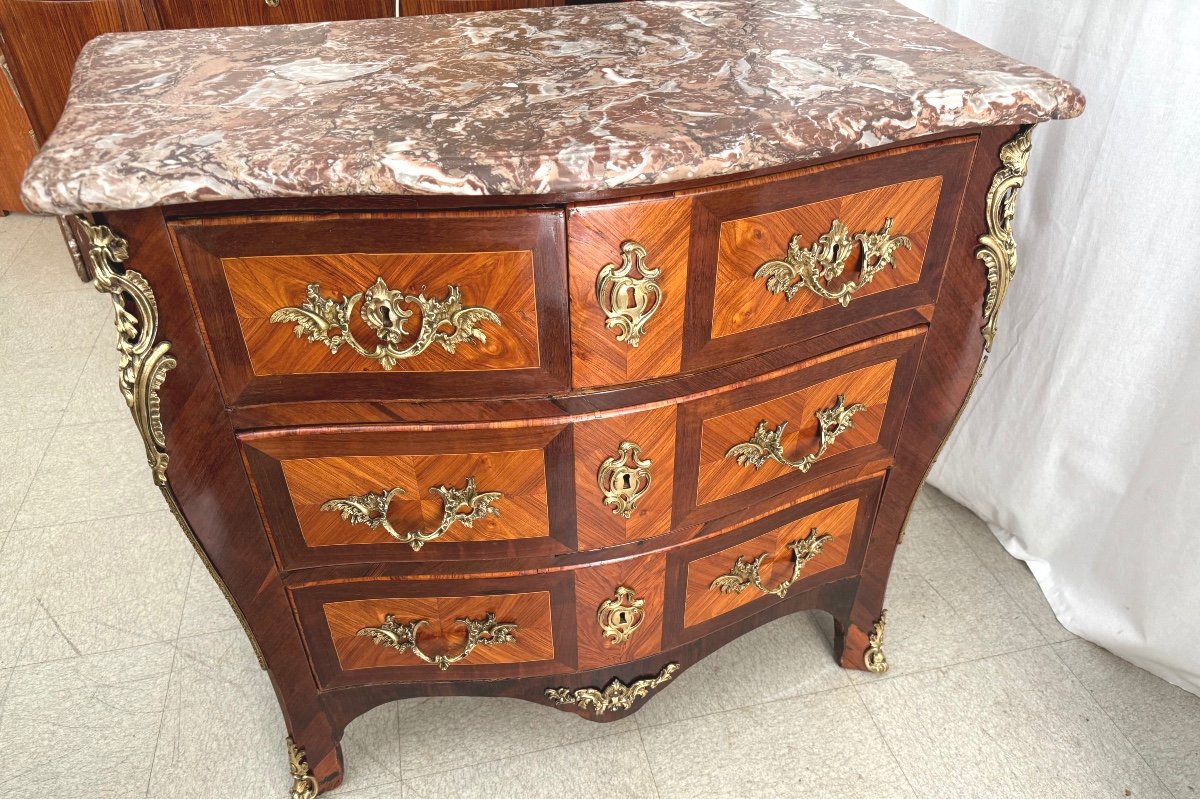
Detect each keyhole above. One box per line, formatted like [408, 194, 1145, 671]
[614, 610, 629, 625]
[378, 306, 393, 329]
[622, 473, 633, 491]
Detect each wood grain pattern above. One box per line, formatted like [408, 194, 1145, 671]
[567, 196, 691, 388]
[241, 424, 575, 569]
[697, 358, 897, 506]
[0, 0, 154, 141]
[683, 137, 975, 373]
[223, 249, 540, 376]
[156, 0, 391, 28]
[683, 498, 858, 628]
[0, 55, 34, 213]
[292, 571, 576, 689]
[324, 591, 555, 673]
[170, 209, 570, 404]
[711, 176, 941, 338]
[573, 405, 676, 551]
[280, 449, 548, 546]
[574, 553, 666, 669]
[675, 328, 925, 526]
[402, 0, 561, 14]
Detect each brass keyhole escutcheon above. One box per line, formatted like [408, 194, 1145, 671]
[597, 586, 646, 645]
[597, 441, 652, 519]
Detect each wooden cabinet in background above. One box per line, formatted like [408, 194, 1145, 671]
[0, 54, 35, 212]
[155, 0, 391, 30]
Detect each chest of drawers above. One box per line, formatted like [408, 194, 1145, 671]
[20, 0, 1083, 794]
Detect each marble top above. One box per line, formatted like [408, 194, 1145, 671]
[21, 0, 1084, 214]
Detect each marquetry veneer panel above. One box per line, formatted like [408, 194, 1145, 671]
[170, 209, 569, 405]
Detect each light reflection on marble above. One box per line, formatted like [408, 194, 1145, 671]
[21, 0, 1084, 214]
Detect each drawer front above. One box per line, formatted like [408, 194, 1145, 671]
[291, 573, 574, 689]
[575, 554, 667, 669]
[157, 0, 392, 29]
[672, 477, 882, 639]
[675, 329, 923, 525]
[682, 138, 975, 372]
[171, 210, 568, 405]
[243, 426, 575, 569]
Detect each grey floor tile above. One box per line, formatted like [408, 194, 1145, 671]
[857, 646, 1172, 799]
[827, 507, 1045, 682]
[405, 730, 656, 799]
[178, 556, 244, 638]
[0, 218, 84, 297]
[0, 213, 41, 272]
[5, 511, 191, 637]
[61, 340, 130, 425]
[397, 694, 635, 779]
[0, 641, 174, 799]
[11, 421, 166, 530]
[150, 629, 403, 799]
[1055, 638, 1200, 797]
[333, 783, 406, 799]
[635, 612, 849, 728]
[0, 428, 52, 533]
[0, 623, 27, 670]
[914, 482, 955, 511]
[642, 686, 915, 799]
[0, 289, 109, 356]
[938, 502, 1077, 644]
[0, 345, 92, 432]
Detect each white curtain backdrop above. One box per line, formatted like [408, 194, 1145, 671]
[895, 0, 1200, 694]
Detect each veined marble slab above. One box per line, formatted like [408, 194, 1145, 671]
[21, 0, 1084, 214]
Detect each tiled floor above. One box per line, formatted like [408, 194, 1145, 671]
[0, 212, 1197, 799]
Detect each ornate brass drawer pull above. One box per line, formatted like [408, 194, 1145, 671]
[754, 218, 911, 307]
[270, 277, 501, 370]
[357, 612, 517, 670]
[320, 476, 501, 551]
[709, 528, 833, 598]
[596, 441, 652, 518]
[596, 241, 663, 348]
[546, 663, 678, 715]
[726, 394, 865, 473]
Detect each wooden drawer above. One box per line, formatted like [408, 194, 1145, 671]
[171, 210, 568, 405]
[291, 573, 574, 689]
[675, 329, 923, 526]
[683, 139, 973, 372]
[156, 0, 392, 29]
[670, 477, 882, 641]
[242, 426, 575, 569]
[567, 138, 972, 388]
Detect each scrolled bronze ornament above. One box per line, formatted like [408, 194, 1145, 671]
[287, 737, 319, 799]
[596, 441, 653, 518]
[270, 277, 501, 369]
[978, 125, 1036, 351]
[726, 394, 866, 473]
[596, 586, 646, 645]
[754, 217, 912, 307]
[864, 609, 889, 673]
[81, 219, 177, 486]
[357, 612, 518, 670]
[709, 528, 834, 598]
[320, 476, 501, 551]
[595, 240, 663, 348]
[546, 663, 679, 715]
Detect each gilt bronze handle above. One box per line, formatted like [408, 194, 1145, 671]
[709, 528, 833, 598]
[320, 476, 501, 551]
[357, 613, 517, 670]
[270, 277, 500, 370]
[754, 218, 911, 307]
[725, 394, 865, 473]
